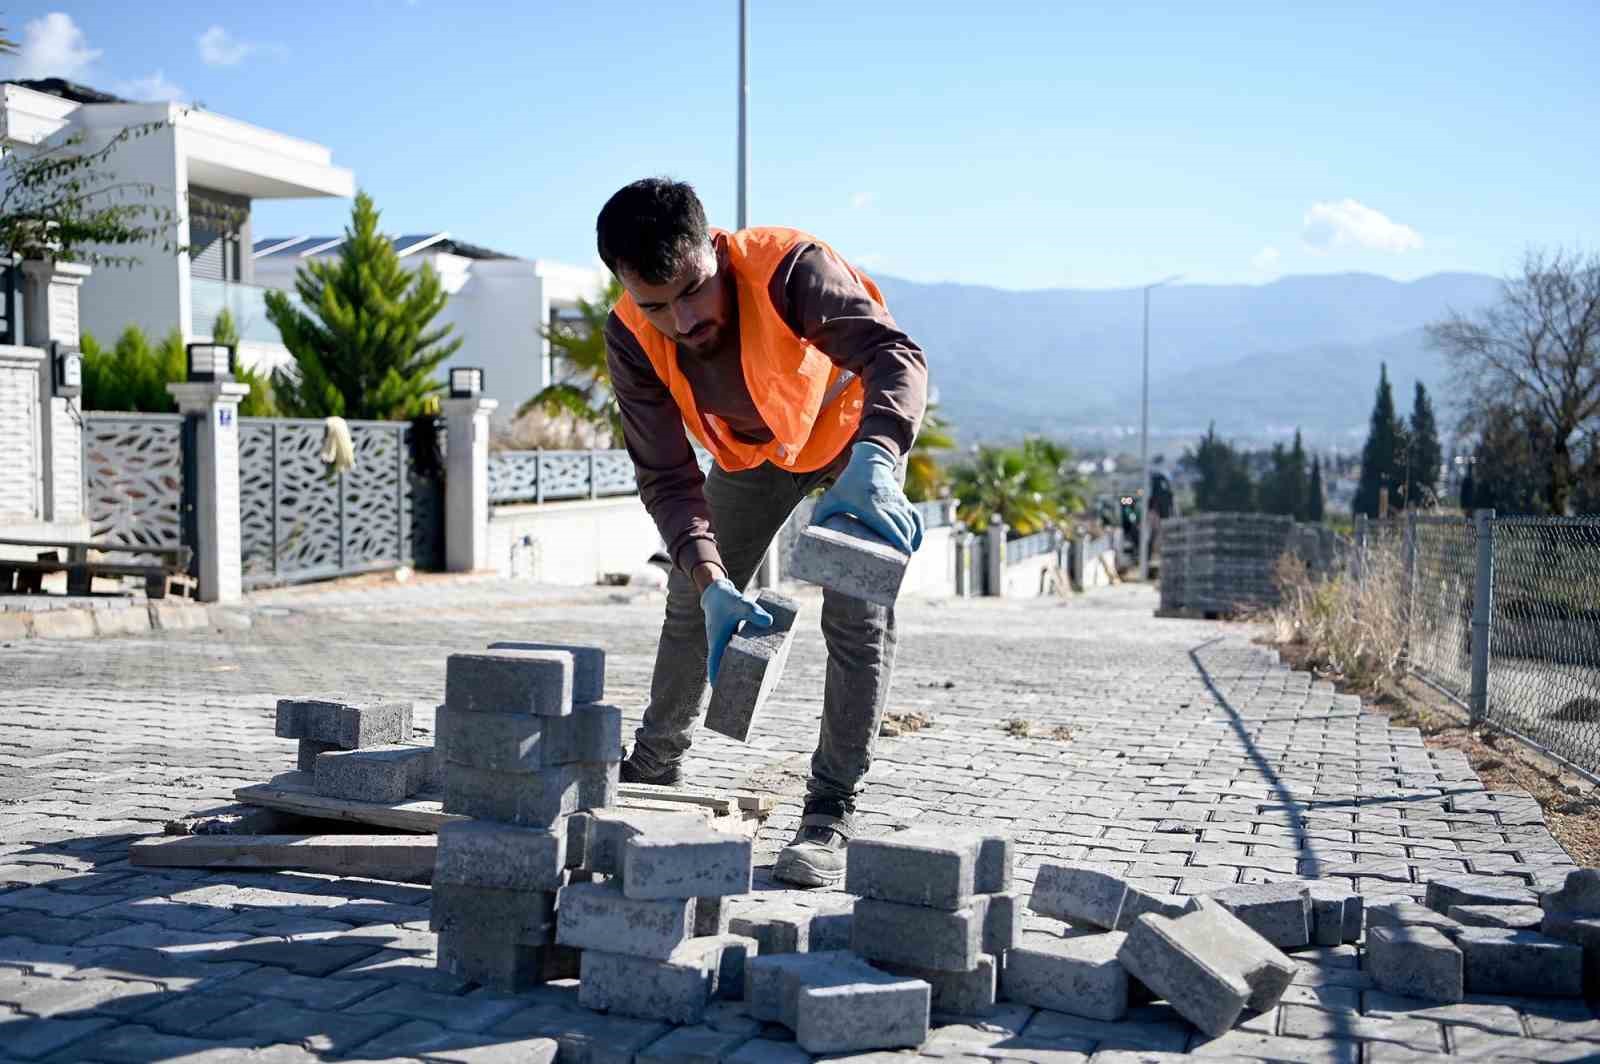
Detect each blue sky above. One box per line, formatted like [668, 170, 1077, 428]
[9, 2, 1598, 290]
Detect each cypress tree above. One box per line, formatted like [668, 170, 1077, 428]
[1355, 364, 1402, 517]
[1408, 381, 1442, 505]
[1288, 429, 1308, 520]
[1308, 455, 1326, 522]
[266, 191, 462, 420]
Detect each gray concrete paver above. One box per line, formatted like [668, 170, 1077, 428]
[0, 580, 1589, 1059]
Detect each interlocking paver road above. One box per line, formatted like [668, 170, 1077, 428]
[1, 579, 1594, 1062]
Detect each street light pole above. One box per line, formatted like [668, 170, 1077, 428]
[1138, 274, 1183, 582]
[737, 0, 748, 229]
[740, 0, 780, 587]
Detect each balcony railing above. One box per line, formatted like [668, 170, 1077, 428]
[191, 278, 304, 346]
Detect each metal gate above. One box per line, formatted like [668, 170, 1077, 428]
[81, 413, 188, 554]
[237, 417, 443, 589]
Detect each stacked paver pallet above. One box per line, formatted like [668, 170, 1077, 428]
[431, 644, 620, 990]
[1159, 511, 1341, 615]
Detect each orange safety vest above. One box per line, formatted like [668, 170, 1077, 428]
[613, 226, 883, 473]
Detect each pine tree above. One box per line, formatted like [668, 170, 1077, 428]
[1307, 455, 1326, 522]
[1407, 381, 1442, 506]
[1263, 442, 1292, 515]
[265, 191, 462, 420]
[1186, 423, 1256, 512]
[1354, 364, 1403, 517]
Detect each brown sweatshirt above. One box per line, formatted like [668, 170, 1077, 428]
[605, 235, 928, 576]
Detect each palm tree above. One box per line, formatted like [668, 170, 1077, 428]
[905, 403, 956, 502]
[949, 445, 1061, 535]
[519, 277, 624, 439]
[1021, 437, 1090, 515]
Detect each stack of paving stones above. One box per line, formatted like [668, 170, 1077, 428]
[555, 809, 759, 1025]
[836, 826, 1019, 1045]
[274, 697, 436, 802]
[430, 643, 620, 991]
[1159, 511, 1315, 614]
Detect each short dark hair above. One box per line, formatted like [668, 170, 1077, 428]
[596, 178, 709, 284]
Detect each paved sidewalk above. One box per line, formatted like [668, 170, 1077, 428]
[0, 580, 1593, 1062]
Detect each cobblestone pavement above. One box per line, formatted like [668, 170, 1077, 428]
[1, 579, 1595, 1062]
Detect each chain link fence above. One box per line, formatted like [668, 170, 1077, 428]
[1357, 512, 1600, 780]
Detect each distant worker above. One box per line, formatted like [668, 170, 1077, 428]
[596, 178, 929, 887]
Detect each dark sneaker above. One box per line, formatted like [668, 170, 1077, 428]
[618, 751, 684, 787]
[772, 799, 854, 888]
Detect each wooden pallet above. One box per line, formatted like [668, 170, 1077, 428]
[231, 771, 773, 837]
[131, 833, 436, 881]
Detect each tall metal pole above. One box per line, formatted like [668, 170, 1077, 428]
[1136, 274, 1181, 581]
[737, 0, 748, 229]
[1138, 287, 1151, 580]
[742, 0, 780, 588]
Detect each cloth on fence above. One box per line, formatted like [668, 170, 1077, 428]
[321, 417, 356, 474]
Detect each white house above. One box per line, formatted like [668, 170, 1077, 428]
[0, 78, 354, 369]
[253, 234, 608, 414]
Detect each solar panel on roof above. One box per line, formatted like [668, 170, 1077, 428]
[263, 236, 341, 258]
[392, 233, 447, 255]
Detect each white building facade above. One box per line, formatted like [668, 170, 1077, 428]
[0, 79, 354, 370]
[254, 234, 607, 414]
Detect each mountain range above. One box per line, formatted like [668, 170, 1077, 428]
[871, 270, 1503, 452]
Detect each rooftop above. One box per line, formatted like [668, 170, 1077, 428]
[254, 233, 518, 261]
[3, 78, 127, 104]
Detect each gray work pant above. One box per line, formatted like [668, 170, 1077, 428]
[630, 459, 899, 807]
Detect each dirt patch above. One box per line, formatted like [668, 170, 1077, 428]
[1049, 725, 1075, 741]
[1273, 639, 1600, 866]
[880, 711, 933, 738]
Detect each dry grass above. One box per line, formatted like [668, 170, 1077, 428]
[1002, 718, 1033, 738]
[880, 711, 933, 738]
[1262, 548, 1597, 865]
[1263, 551, 1407, 694]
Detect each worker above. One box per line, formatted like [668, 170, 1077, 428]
[597, 178, 929, 887]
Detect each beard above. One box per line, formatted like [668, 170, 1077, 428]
[677, 321, 723, 353]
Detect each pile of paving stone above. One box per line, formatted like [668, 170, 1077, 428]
[1365, 869, 1600, 1004]
[1009, 860, 1600, 1039]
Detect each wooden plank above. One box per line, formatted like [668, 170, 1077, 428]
[234, 772, 462, 832]
[614, 784, 774, 815]
[131, 834, 436, 882]
[233, 773, 760, 835]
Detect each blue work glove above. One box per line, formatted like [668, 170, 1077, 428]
[702, 577, 773, 685]
[812, 441, 925, 555]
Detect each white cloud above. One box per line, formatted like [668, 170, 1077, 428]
[850, 192, 872, 209]
[9, 12, 101, 79]
[197, 26, 253, 66]
[116, 71, 186, 103]
[1302, 198, 1422, 253]
[1252, 246, 1281, 271]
